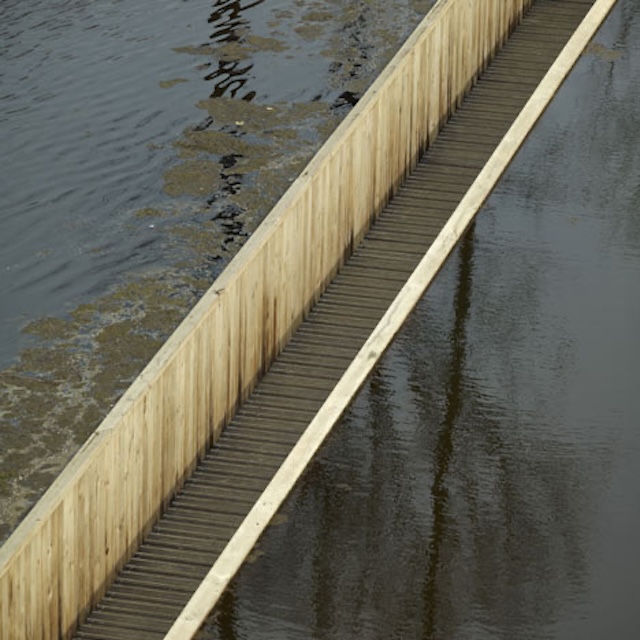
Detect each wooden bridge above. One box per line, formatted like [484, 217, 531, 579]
[0, 0, 616, 638]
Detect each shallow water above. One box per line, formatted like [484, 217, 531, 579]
[196, 2, 640, 638]
[0, 0, 433, 540]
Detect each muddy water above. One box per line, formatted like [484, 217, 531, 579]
[196, 2, 640, 639]
[0, 0, 435, 540]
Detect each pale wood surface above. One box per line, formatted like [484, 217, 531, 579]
[1, 0, 600, 637]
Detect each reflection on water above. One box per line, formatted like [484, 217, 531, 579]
[205, 0, 264, 100]
[197, 1, 640, 638]
[422, 224, 474, 640]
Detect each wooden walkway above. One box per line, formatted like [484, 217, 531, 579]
[74, 1, 595, 637]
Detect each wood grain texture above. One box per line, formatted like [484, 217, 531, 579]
[0, 0, 545, 637]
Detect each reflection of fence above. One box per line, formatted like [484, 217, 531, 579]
[0, 1, 534, 638]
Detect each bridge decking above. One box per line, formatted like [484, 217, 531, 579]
[75, 1, 594, 637]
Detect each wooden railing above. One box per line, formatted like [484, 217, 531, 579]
[0, 1, 532, 637]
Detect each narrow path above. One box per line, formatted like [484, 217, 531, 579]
[75, 1, 594, 637]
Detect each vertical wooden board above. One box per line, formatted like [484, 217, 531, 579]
[346, 124, 359, 237]
[193, 319, 207, 452]
[225, 283, 241, 421]
[501, 0, 508, 42]
[472, 0, 480, 72]
[394, 70, 406, 186]
[43, 506, 61, 640]
[330, 141, 343, 260]
[286, 203, 304, 324]
[319, 155, 335, 281]
[260, 246, 275, 367]
[122, 409, 138, 559]
[24, 546, 34, 640]
[332, 142, 347, 269]
[10, 551, 25, 639]
[426, 23, 439, 143]
[310, 163, 328, 286]
[176, 349, 188, 485]
[139, 391, 154, 537]
[335, 143, 349, 268]
[159, 367, 172, 505]
[251, 257, 266, 382]
[484, 0, 493, 67]
[298, 191, 315, 312]
[350, 123, 366, 241]
[485, 0, 495, 64]
[476, 0, 485, 71]
[270, 224, 288, 350]
[60, 492, 77, 637]
[87, 457, 103, 609]
[172, 356, 187, 492]
[142, 388, 159, 535]
[276, 219, 289, 335]
[249, 262, 261, 392]
[397, 60, 409, 184]
[466, 0, 474, 88]
[362, 100, 376, 217]
[351, 109, 367, 229]
[411, 40, 425, 161]
[24, 540, 35, 640]
[406, 51, 417, 172]
[438, 15, 449, 127]
[289, 197, 307, 316]
[370, 93, 382, 211]
[193, 316, 210, 453]
[99, 430, 115, 594]
[452, 4, 460, 108]
[361, 108, 377, 225]
[77, 468, 92, 623]
[237, 271, 251, 402]
[382, 79, 395, 196]
[271, 214, 286, 342]
[166, 358, 183, 494]
[0, 567, 8, 640]
[110, 415, 124, 565]
[448, 3, 458, 109]
[322, 152, 338, 281]
[304, 181, 322, 296]
[374, 87, 388, 211]
[182, 331, 196, 471]
[211, 303, 228, 441]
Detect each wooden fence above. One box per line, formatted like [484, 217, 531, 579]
[0, 1, 532, 637]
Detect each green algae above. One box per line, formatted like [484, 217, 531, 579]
[175, 130, 261, 158]
[244, 35, 288, 53]
[164, 159, 222, 196]
[159, 78, 189, 89]
[585, 42, 622, 61]
[134, 207, 168, 219]
[173, 45, 218, 56]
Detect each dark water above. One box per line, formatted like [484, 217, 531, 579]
[197, 2, 640, 639]
[0, 0, 434, 543]
[0, 0, 428, 367]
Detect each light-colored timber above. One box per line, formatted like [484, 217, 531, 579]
[0, 0, 617, 638]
